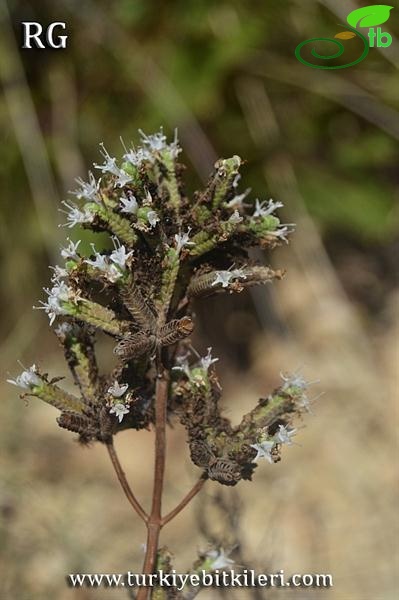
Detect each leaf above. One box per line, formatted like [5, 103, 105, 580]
[347, 5, 393, 28]
[335, 31, 357, 39]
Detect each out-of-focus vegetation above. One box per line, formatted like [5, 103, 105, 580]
[0, 1, 398, 599]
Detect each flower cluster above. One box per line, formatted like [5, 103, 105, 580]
[8, 128, 310, 472]
[6, 129, 317, 592]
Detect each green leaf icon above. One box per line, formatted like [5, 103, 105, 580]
[347, 5, 393, 28]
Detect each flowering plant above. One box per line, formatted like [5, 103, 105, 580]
[8, 129, 313, 599]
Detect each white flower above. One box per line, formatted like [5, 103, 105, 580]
[281, 370, 308, 391]
[250, 440, 275, 463]
[253, 198, 283, 218]
[94, 144, 132, 188]
[61, 238, 81, 261]
[108, 381, 129, 397]
[115, 171, 132, 188]
[281, 370, 319, 413]
[212, 271, 235, 288]
[109, 402, 130, 423]
[139, 127, 181, 158]
[59, 201, 94, 228]
[206, 548, 234, 570]
[106, 264, 124, 282]
[7, 364, 42, 390]
[200, 347, 219, 371]
[55, 322, 75, 336]
[232, 173, 241, 188]
[85, 246, 109, 271]
[94, 144, 119, 176]
[230, 267, 247, 280]
[228, 210, 243, 225]
[71, 172, 100, 201]
[226, 189, 250, 209]
[119, 194, 138, 214]
[268, 225, 295, 244]
[147, 210, 159, 228]
[50, 265, 69, 281]
[36, 281, 74, 325]
[172, 353, 191, 378]
[84, 245, 123, 282]
[275, 424, 297, 446]
[110, 245, 133, 269]
[123, 146, 151, 166]
[174, 228, 195, 254]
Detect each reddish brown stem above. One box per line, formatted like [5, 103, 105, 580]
[161, 477, 206, 526]
[106, 440, 148, 523]
[136, 369, 169, 600]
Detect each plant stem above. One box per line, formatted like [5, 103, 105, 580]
[162, 477, 206, 526]
[106, 440, 148, 523]
[136, 366, 169, 600]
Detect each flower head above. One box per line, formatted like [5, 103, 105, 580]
[7, 364, 42, 390]
[109, 402, 130, 423]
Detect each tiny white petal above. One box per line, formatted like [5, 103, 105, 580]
[71, 172, 100, 201]
[59, 201, 93, 228]
[7, 364, 42, 390]
[250, 440, 275, 463]
[147, 210, 159, 228]
[119, 194, 138, 214]
[212, 271, 234, 288]
[109, 245, 133, 269]
[108, 381, 129, 397]
[206, 548, 234, 570]
[228, 210, 243, 224]
[253, 198, 283, 218]
[175, 228, 195, 254]
[275, 424, 297, 446]
[200, 347, 219, 371]
[61, 239, 81, 261]
[109, 402, 130, 423]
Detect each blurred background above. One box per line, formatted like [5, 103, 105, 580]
[0, 0, 398, 598]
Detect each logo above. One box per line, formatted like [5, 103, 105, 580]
[295, 4, 393, 69]
[21, 22, 68, 49]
